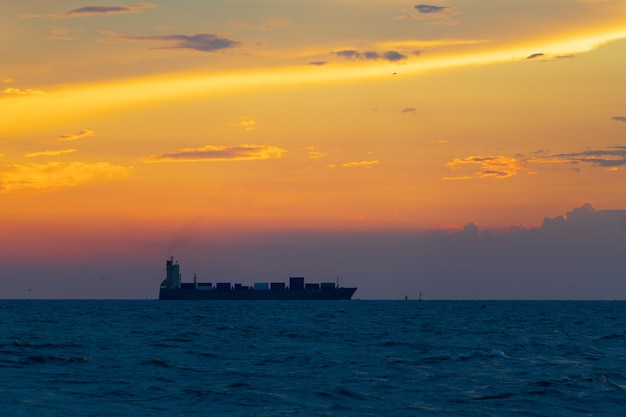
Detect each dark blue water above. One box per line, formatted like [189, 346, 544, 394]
[1, 300, 625, 416]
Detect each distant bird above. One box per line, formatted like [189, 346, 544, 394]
[392, 72, 397, 75]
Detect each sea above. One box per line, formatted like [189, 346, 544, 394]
[1, 300, 625, 416]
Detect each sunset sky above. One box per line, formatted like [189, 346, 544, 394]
[2, 1, 626, 299]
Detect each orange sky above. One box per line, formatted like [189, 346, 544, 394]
[2, 1, 626, 298]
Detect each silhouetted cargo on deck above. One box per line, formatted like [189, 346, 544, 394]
[159, 258, 357, 300]
[290, 277, 305, 291]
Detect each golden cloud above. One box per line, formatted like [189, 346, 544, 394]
[229, 116, 257, 131]
[25, 149, 78, 158]
[0, 162, 131, 193]
[305, 146, 326, 159]
[443, 156, 524, 180]
[342, 160, 380, 168]
[2, 87, 45, 96]
[143, 144, 287, 163]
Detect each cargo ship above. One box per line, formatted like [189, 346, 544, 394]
[159, 257, 357, 300]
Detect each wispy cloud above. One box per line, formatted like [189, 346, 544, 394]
[304, 146, 326, 159]
[342, 160, 380, 168]
[102, 32, 242, 52]
[308, 61, 327, 66]
[415, 5, 450, 14]
[55, 130, 95, 142]
[21, 4, 156, 19]
[396, 4, 459, 23]
[0, 162, 131, 193]
[333, 49, 407, 62]
[529, 146, 626, 168]
[402, 107, 417, 113]
[443, 156, 523, 180]
[229, 117, 257, 131]
[444, 146, 626, 180]
[25, 149, 78, 158]
[526, 53, 545, 60]
[46, 25, 82, 41]
[2, 87, 45, 96]
[143, 144, 287, 163]
[613, 116, 626, 122]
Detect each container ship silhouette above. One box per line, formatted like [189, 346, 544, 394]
[159, 257, 357, 300]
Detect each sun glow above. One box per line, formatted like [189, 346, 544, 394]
[2, 27, 625, 133]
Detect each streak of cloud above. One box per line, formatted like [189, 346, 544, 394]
[25, 149, 78, 158]
[0, 162, 131, 193]
[341, 160, 380, 168]
[445, 146, 626, 180]
[46, 26, 81, 41]
[56, 130, 95, 141]
[2, 87, 45, 96]
[530, 146, 626, 168]
[21, 4, 156, 19]
[415, 5, 449, 14]
[395, 4, 457, 23]
[105, 33, 242, 52]
[143, 144, 287, 163]
[4, 29, 626, 132]
[333, 50, 407, 62]
[613, 116, 626, 122]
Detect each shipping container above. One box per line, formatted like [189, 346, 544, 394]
[270, 282, 286, 290]
[305, 283, 320, 290]
[216, 282, 231, 291]
[254, 282, 269, 290]
[197, 283, 213, 290]
[320, 282, 336, 290]
[289, 277, 305, 290]
[234, 284, 250, 290]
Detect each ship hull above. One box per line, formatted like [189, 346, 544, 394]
[159, 287, 357, 300]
